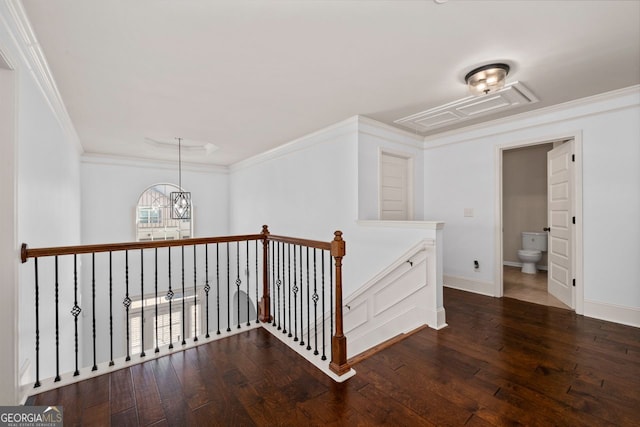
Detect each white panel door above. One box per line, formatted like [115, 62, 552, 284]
[380, 153, 411, 220]
[547, 141, 574, 308]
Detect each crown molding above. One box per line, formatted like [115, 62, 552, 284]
[423, 85, 640, 148]
[229, 116, 360, 172]
[3, 0, 83, 154]
[81, 152, 229, 174]
[357, 115, 424, 148]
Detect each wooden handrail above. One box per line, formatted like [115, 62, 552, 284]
[266, 234, 331, 251]
[21, 234, 264, 263]
[20, 225, 350, 378]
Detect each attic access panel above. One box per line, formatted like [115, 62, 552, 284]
[394, 81, 538, 133]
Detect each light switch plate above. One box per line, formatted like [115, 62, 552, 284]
[464, 208, 474, 217]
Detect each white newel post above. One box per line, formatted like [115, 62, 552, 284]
[425, 227, 447, 330]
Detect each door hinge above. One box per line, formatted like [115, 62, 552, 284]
[572, 278, 576, 287]
[572, 216, 576, 224]
[572, 154, 575, 162]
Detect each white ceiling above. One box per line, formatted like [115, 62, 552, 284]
[21, 0, 640, 165]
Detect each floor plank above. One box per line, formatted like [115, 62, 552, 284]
[27, 288, 640, 426]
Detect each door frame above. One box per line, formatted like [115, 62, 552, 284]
[494, 131, 584, 314]
[378, 148, 415, 220]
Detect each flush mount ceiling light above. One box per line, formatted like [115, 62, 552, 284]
[465, 63, 510, 96]
[170, 137, 191, 220]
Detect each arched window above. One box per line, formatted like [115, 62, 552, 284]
[136, 183, 192, 241]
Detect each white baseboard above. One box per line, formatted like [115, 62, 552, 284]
[583, 300, 640, 328]
[263, 323, 356, 383]
[444, 274, 495, 297]
[503, 261, 548, 271]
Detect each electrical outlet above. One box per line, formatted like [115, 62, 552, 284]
[474, 260, 479, 270]
[464, 208, 474, 217]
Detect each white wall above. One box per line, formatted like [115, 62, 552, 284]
[0, 50, 18, 405]
[15, 74, 83, 392]
[0, 33, 81, 410]
[357, 118, 425, 220]
[229, 117, 440, 298]
[79, 156, 230, 364]
[1, 2, 84, 402]
[80, 156, 229, 243]
[424, 87, 640, 324]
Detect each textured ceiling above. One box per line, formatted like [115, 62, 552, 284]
[20, 0, 640, 165]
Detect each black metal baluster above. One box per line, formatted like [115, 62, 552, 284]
[140, 249, 146, 357]
[255, 240, 259, 324]
[276, 242, 282, 330]
[205, 244, 210, 338]
[271, 242, 276, 327]
[287, 244, 292, 337]
[109, 252, 114, 366]
[281, 243, 287, 335]
[293, 245, 298, 342]
[299, 245, 304, 347]
[92, 253, 98, 370]
[236, 241, 241, 329]
[155, 248, 159, 353]
[168, 247, 174, 350]
[181, 246, 186, 345]
[313, 248, 319, 356]
[72, 254, 81, 375]
[193, 245, 198, 342]
[124, 251, 131, 361]
[306, 247, 311, 351]
[321, 251, 326, 361]
[246, 240, 250, 326]
[54, 256, 61, 381]
[33, 258, 40, 387]
[226, 242, 231, 332]
[216, 243, 221, 335]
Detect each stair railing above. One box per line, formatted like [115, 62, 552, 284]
[20, 225, 349, 391]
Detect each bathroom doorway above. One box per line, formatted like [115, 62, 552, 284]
[496, 135, 583, 312]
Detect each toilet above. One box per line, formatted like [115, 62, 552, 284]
[517, 232, 547, 274]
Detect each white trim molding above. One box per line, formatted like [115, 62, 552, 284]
[81, 152, 229, 174]
[2, 0, 83, 155]
[494, 130, 584, 314]
[356, 220, 445, 230]
[444, 275, 495, 297]
[503, 261, 548, 271]
[583, 300, 640, 328]
[423, 85, 640, 149]
[230, 116, 359, 172]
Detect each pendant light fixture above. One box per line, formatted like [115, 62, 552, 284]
[170, 137, 191, 220]
[465, 63, 510, 96]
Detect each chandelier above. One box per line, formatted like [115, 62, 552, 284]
[170, 137, 191, 220]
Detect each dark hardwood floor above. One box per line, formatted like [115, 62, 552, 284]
[27, 288, 640, 426]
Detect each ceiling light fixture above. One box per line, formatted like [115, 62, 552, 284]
[465, 63, 510, 96]
[170, 137, 191, 220]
